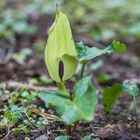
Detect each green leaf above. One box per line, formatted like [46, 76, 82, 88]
[55, 136, 70, 140]
[4, 110, 12, 118]
[12, 124, 30, 135]
[73, 76, 91, 98]
[103, 83, 122, 112]
[0, 118, 9, 127]
[111, 40, 126, 54]
[122, 81, 139, 96]
[10, 105, 23, 120]
[103, 81, 139, 113]
[38, 76, 98, 124]
[76, 40, 126, 62]
[97, 73, 114, 84]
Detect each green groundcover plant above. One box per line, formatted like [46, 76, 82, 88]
[103, 80, 139, 127]
[38, 7, 139, 138]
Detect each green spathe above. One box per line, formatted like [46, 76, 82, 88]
[45, 9, 78, 82]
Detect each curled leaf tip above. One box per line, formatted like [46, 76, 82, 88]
[56, 3, 61, 14]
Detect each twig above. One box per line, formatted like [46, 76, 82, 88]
[0, 81, 56, 91]
[2, 125, 11, 140]
[23, 111, 39, 128]
[31, 109, 61, 122]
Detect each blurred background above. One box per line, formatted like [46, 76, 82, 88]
[0, 0, 140, 85]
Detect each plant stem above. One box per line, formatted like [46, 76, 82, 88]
[56, 81, 70, 96]
[57, 81, 66, 91]
[132, 95, 139, 128]
[80, 63, 86, 79]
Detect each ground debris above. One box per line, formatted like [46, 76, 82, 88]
[35, 135, 49, 140]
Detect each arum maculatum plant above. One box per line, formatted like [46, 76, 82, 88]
[38, 7, 127, 135]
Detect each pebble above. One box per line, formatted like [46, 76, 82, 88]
[35, 135, 48, 140]
[25, 137, 30, 140]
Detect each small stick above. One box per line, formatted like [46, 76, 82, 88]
[2, 125, 11, 140]
[0, 81, 56, 91]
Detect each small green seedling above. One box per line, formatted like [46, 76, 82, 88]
[38, 7, 126, 135]
[0, 105, 25, 128]
[103, 81, 139, 127]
